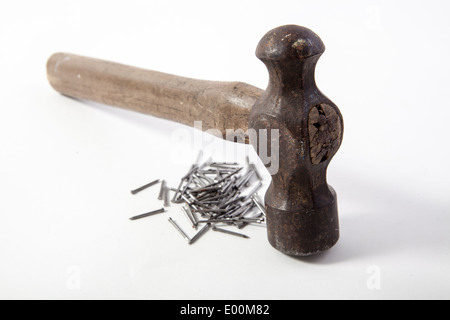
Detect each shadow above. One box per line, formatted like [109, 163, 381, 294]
[283, 169, 450, 264]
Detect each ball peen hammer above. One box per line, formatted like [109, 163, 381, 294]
[47, 25, 344, 256]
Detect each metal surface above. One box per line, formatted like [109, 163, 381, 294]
[168, 218, 190, 242]
[129, 208, 165, 221]
[212, 226, 250, 239]
[158, 180, 167, 200]
[130, 179, 160, 195]
[249, 25, 343, 256]
[189, 224, 211, 245]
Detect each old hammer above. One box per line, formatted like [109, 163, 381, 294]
[47, 25, 344, 256]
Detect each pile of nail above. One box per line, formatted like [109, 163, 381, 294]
[129, 155, 266, 245]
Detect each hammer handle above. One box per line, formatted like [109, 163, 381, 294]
[47, 53, 263, 135]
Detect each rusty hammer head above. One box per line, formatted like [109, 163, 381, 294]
[249, 25, 343, 256]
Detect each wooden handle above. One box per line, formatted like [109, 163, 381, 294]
[47, 53, 263, 135]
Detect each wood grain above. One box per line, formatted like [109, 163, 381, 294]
[47, 53, 263, 136]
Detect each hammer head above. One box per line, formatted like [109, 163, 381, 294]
[250, 25, 343, 256]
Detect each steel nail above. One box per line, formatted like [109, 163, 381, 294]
[171, 179, 185, 202]
[129, 208, 165, 221]
[189, 223, 211, 245]
[164, 188, 171, 207]
[158, 180, 167, 200]
[251, 163, 263, 181]
[181, 206, 197, 229]
[251, 195, 266, 216]
[168, 218, 191, 242]
[131, 179, 160, 195]
[185, 205, 198, 226]
[244, 181, 263, 200]
[212, 226, 250, 239]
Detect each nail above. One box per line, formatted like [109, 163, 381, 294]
[181, 164, 197, 181]
[171, 179, 184, 202]
[189, 223, 211, 245]
[211, 162, 239, 166]
[193, 176, 207, 188]
[180, 194, 194, 205]
[219, 194, 243, 209]
[200, 169, 234, 175]
[180, 175, 194, 198]
[181, 161, 209, 181]
[195, 172, 214, 184]
[129, 208, 165, 221]
[197, 219, 234, 224]
[204, 167, 243, 188]
[158, 180, 167, 200]
[236, 170, 255, 189]
[251, 195, 266, 216]
[181, 206, 197, 229]
[185, 205, 198, 227]
[131, 179, 160, 195]
[239, 218, 264, 223]
[212, 226, 250, 239]
[168, 218, 190, 242]
[197, 217, 263, 224]
[215, 168, 221, 181]
[193, 209, 228, 213]
[228, 200, 254, 218]
[235, 222, 249, 229]
[190, 186, 222, 193]
[244, 181, 263, 200]
[251, 164, 263, 181]
[164, 188, 171, 207]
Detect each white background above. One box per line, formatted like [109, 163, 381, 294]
[1, 0, 449, 300]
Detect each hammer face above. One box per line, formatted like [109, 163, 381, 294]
[265, 188, 340, 256]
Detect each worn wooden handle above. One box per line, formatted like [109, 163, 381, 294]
[47, 53, 263, 135]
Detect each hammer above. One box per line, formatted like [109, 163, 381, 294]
[47, 25, 343, 256]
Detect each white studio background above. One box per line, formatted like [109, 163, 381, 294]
[0, 0, 449, 300]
